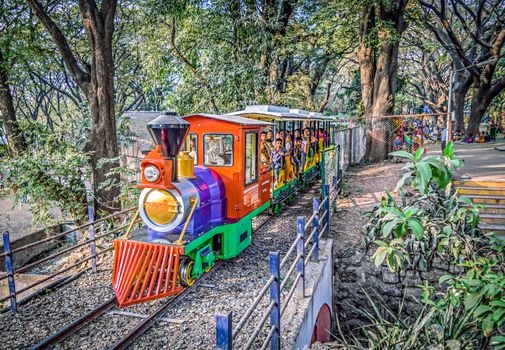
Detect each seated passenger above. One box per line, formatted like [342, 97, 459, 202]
[285, 134, 292, 154]
[271, 138, 287, 186]
[189, 139, 197, 165]
[260, 131, 272, 166]
[206, 136, 225, 165]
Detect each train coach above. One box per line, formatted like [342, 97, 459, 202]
[112, 106, 337, 307]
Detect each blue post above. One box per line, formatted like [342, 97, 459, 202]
[337, 144, 342, 181]
[296, 217, 305, 297]
[269, 252, 281, 350]
[3, 231, 17, 313]
[324, 185, 330, 237]
[87, 206, 97, 272]
[216, 312, 233, 350]
[312, 198, 319, 261]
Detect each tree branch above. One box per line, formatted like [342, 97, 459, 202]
[26, 0, 90, 89]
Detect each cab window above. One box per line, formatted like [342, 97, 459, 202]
[203, 134, 233, 166]
[181, 133, 198, 165]
[245, 132, 258, 185]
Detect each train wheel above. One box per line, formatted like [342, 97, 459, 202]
[180, 260, 195, 287]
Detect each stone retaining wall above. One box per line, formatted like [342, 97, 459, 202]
[333, 242, 461, 330]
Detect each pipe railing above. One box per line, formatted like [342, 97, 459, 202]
[216, 180, 339, 350]
[1, 206, 137, 313]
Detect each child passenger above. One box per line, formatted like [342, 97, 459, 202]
[271, 138, 286, 185]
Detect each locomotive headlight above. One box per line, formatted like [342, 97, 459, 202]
[144, 165, 160, 182]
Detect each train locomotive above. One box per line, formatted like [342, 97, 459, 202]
[112, 106, 336, 307]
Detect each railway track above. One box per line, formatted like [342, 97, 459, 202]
[31, 215, 274, 350]
[32, 262, 223, 350]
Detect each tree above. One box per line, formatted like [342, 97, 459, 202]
[26, 0, 120, 213]
[0, 49, 26, 156]
[420, 0, 505, 136]
[358, 0, 409, 162]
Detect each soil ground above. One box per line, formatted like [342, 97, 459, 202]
[331, 161, 404, 247]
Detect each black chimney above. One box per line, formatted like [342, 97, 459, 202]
[147, 112, 189, 182]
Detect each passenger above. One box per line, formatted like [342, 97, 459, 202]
[267, 130, 274, 141]
[285, 134, 292, 155]
[318, 128, 324, 150]
[260, 131, 272, 165]
[189, 139, 197, 165]
[271, 138, 287, 186]
[293, 137, 302, 175]
[206, 136, 225, 165]
[294, 129, 301, 140]
[301, 128, 310, 171]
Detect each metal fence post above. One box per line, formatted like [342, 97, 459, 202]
[312, 199, 319, 261]
[3, 231, 17, 313]
[296, 217, 305, 297]
[337, 144, 342, 181]
[324, 184, 330, 236]
[87, 206, 97, 272]
[269, 252, 281, 350]
[216, 312, 233, 350]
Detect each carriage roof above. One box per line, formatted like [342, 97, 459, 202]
[229, 105, 326, 121]
[183, 113, 273, 125]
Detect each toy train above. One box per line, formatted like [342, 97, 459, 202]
[112, 105, 338, 307]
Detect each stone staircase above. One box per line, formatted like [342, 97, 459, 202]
[454, 180, 505, 238]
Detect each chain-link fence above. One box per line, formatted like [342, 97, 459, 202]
[334, 125, 366, 169]
[379, 113, 449, 156]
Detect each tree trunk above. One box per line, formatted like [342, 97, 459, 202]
[85, 44, 120, 213]
[453, 88, 466, 132]
[466, 85, 489, 137]
[452, 74, 472, 133]
[0, 49, 26, 156]
[27, 0, 121, 214]
[359, 1, 407, 162]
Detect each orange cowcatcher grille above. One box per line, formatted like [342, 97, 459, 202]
[112, 240, 184, 307]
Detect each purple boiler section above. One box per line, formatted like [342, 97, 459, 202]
[147, 167, 226, 242]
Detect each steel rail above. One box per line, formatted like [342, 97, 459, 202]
[259, 325, 277, 350]
[279, 236, 300, 269]
[279, 254, 301, 292]
[242, 301, 276, 350]
[304, 227, 318, 249]
[31, 296, 118, 350]
[280, 273, 302, 316]
[12, 207, 135, 254]
[108, 261, 224, 350]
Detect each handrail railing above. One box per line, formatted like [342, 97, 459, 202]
[216, 178, 340, 349]
[1, 206, 137, 313]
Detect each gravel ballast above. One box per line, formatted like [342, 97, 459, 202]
[0, 184, 322, 349]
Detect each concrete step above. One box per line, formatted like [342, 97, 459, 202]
[454, 180, 505, 188]
[480, 213, 505, 225]
[457, 186, 505, 196]
[479, 223, 505, 238]
[466, 195, 505, 205]
[479, 204, 505, 214]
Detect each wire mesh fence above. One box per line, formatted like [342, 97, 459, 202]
[379, 113, 449, 156]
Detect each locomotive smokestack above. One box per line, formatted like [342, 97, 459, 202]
[147, 112, 189, 183]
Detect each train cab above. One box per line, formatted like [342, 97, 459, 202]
[181, 113, 273, 221]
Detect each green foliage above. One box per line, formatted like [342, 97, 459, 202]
[361, 142, 505, 348]
[0, 119, 89, 224]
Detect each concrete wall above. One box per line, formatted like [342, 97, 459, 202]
[282, 239, 333, 349]
[0, 224, 64, 271]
